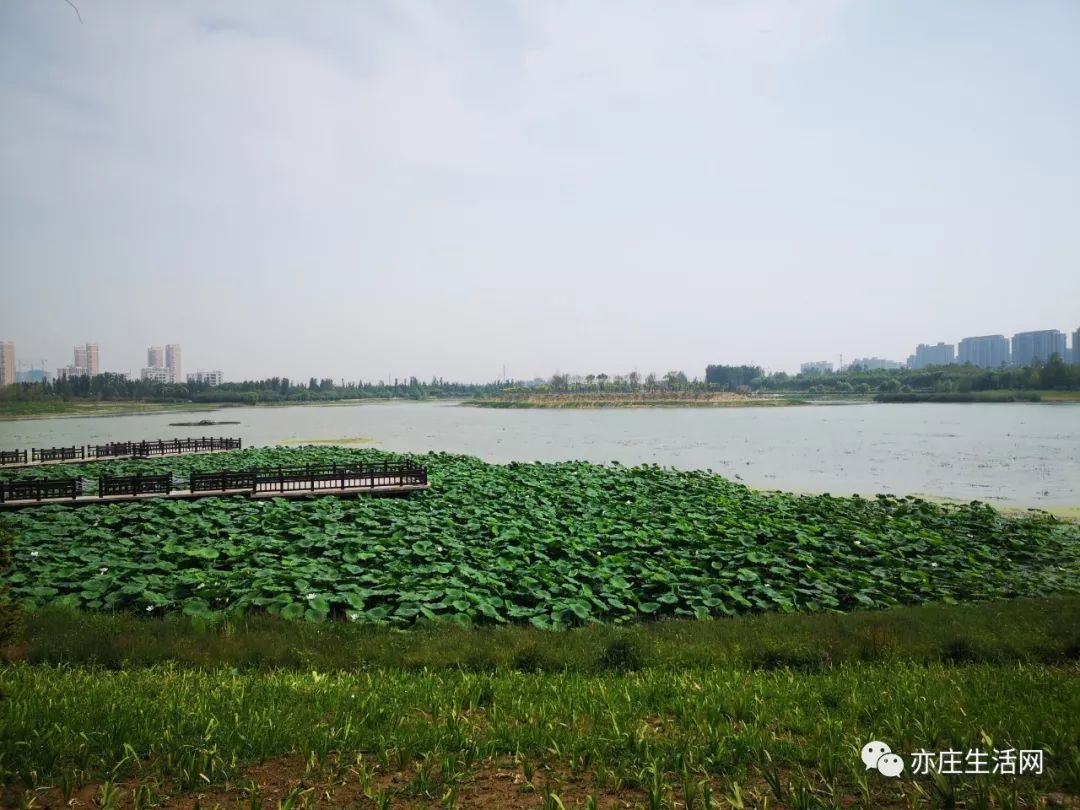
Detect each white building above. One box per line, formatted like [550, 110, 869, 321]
[187, 370, 224, 386]
[849, 357, 904, 370]
[800, 361, 834, 374]
[141, 367, 175, 384]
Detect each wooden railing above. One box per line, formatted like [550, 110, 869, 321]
[31, 446, 86, 463]
[0, 450, 28, 466]
[189, 470, 257, 492]
[3, 460, 427, 505]
[88, 437, 242, 459]
[252, 461, 428, 495]
[98, 473, 173, 497]
[0, 477, 82, 503]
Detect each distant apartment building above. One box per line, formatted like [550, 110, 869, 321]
[165, 344, 181, 383]
[58, 342, 100, 380]
[907, 342, 955, 370]
[141, 366, 175, 384]
[1011, 330, 1066, 366]
[849, 357, 903, 370]
[1072, 328, 1080, 364]
[147, 346, 164, 368]
[800, 361, 834, 374]
[187, 370, 224, 386]
[0, 341, 14, 387]
[85, 343, 99, 376]
[957, 335, 1010, 368]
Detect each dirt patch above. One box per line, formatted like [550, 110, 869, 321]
[17, 755, 647, 809]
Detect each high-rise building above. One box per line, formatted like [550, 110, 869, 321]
[800, 361, 833, 374]
[165, 344, 181, 383]
[1011, 330, 1067, 366]
[68, 342, 100, 377]
[147, 346, 164, 368]
[0, 341, 14, 387]
[1072, 328, 1080, 365]
[957, 335, 1010, 368]
[85, 343, 99, 376]
[907, 342, 955, 369]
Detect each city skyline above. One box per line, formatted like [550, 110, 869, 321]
[2, 318, 1078, 386]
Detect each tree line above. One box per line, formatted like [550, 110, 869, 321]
[0, 374, 512, 405]
[2, 355, 1077, 406]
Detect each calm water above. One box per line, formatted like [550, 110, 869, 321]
[2, 401, 1078, 507]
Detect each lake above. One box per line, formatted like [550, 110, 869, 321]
[2, 401, 1077, 508]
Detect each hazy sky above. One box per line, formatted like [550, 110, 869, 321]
[2, 1, 1078, 382]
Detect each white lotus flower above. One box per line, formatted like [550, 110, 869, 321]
[306, 592, 316, 600]
[30, 551, 39, 557]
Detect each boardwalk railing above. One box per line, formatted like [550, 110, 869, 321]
[189, 470, 258, 492]
[0, 450, 28, 466]
[99, 473, 173, 497]
[32, 446, 86, 463]
[252, 461, 428, 495]
[3, 460, 428, 506]
[88, 437, 242, 459]
[0, 477, 82, 503]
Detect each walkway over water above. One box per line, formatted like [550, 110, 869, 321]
[0, 460, 429, 510]
[0, 437, 242, 469]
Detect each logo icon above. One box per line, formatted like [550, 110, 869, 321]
[862, 741, 905, 778]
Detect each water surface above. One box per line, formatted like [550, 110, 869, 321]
[1, 401, 1077, 508]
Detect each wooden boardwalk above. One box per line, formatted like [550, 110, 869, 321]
[0, 461, 430, 511]
[0, 447, 235, 471]
[0, 480, 429, 511]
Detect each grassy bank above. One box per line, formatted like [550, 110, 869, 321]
[465, 393, 805, 408]
[0, 401, 235, 420]
[5, 663, 1078, 809]
[8, 596, 1080, 671]
[874, 391, 1043, 404]
[3, 599, 1079, 808]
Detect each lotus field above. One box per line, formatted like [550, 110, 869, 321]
[5, 447, 1079, 625]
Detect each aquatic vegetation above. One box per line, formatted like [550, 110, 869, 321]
[3, 448, 1079, 625]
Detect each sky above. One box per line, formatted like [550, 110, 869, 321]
[1, 1, 1078, 382]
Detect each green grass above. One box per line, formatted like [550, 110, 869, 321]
[464, 393, 806, 408]
[874, 391, 1044, 403]
[10, 597, 1080, 672]
[0, 400, 230, 420]
[3, 658, 1078, 807]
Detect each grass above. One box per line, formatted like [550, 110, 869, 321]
[464, 393, 805, 408]
[0, 401, 231, 420]
[3, 656, 1078, 807]
[874, 391, 1044, 404]
[7, 596, 1080, 672]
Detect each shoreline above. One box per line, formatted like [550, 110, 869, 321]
[4, 390, 1079, 420]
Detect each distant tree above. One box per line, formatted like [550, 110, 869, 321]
[597, 373, 609, 390]
[628, 371, 640, 389]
